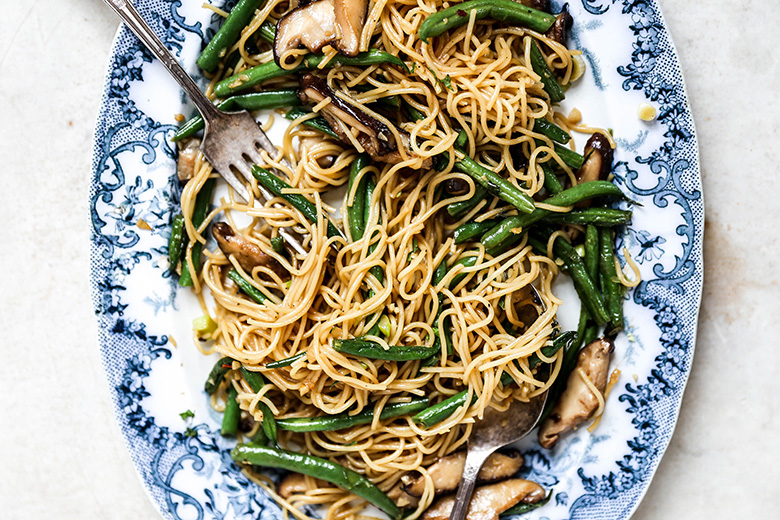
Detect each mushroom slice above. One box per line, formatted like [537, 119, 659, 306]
[177, 137, 200, 182]
[212, 222, 288, 278]
[333, 0, 368, 56]
[298, 74, 431, 168]
[576, 132, 614, 184]
[538, 337, 615, 449]
[387, 483, 420, 509]
[274, 0, 338, 66]
[402, 450, 524, 497]
[545, 8, 573, 45]
[278, 473, 326, 498]
[422, 479, 546, 520]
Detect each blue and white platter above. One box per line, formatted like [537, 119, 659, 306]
[89, 1, 703, 518]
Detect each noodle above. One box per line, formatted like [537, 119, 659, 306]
[173, 0, 621, 518]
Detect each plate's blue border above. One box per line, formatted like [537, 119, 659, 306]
[89, 1, 703, 519]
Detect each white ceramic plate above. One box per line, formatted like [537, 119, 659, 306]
[90, 1, 703, 518]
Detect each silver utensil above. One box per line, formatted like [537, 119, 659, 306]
[102, 0, 307, 255]
[449, 286, 550, 520]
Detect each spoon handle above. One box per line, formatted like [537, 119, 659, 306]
[448, 446, 495, 520]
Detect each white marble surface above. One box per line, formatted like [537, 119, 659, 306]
[0, 0, 777, 518]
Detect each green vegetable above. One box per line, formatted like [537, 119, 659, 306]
[221, 384, 240, 437]
[205, 356, 234, 394]
[377, 315, 392, 336]
[179, 178, 216, 287]
[363, 175, 384, 287]
[446, 184, 489, 217]
[265, 352, 307, 369]
[173, 90, 301, 142]
[214, 50, 407, 97]
[418, 0, 556, 43]
[231, 445, 402, 519]
[197, 0, 264, 72]
[333, 339, 436, 361]
[453, 219, 501, 244]
[599, 228, 625, 335]
[240, 367, 278, 444]
[258, 21, 276, 43]
[455, 156, 535, 214]
[553, 142, 585, 170]
[544, 208, 632, 226]
[499, 331, 577, 386]
[500, 491, 552, 516]
[529, 40, 564, 103]
[252, 166, 344, 240]
[540, 162, 563, 194]
[227, 269, 269, 304]
[284, 107, 339, 138]
[193, 315, 217, 335]
[276, 397, 429, 432]
[270, 236, 286, 255]
[533, 118, 571, 144]
[347, 154, 371, 241]
[179, 409, 195, 420]
[168, 213, 186, 268]
[449, 255, 479, 288]
[413, 390, 477, 428]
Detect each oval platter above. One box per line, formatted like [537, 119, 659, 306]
[89, 1, 703, 518]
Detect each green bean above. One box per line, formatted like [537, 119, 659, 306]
[541, 162, 563, 194]
[418, 0, 555, 44]
[168, 213, 186, 268]
[277, 397, 429, 432]
[231, 445, 401, 519]
[333, 339, 436, 361]
[270, 236, 286, 255]
[402, 99, 426, 122]
[449, 255, 478, 288]
[500, 491, 552, 516]
[499, 331, 577, 386]
[544, 208, 632, 226]
[265, 352, 307, 369]
[413, 390, 477, 428]
[454, 219, 501, 244]
[172, 90, 301, 142]
[529, 39, 564, 103]
[240, 367, 278, 445]
[364, 175, 384, 286]
[284, 107, 339, 138]
[258, 21, 276, 43]
[252, 166, 344, 240]
[347, 154, 371, 241]
[221, 384, 240, 437]
[179, 178, 216, 287]
[197, 0, 264, 72]
[486, 233, 524, 257]
[584, 225, 600, 280]
[455, 156, 535, 214]
[214, 50, 407, 97]
[227, 269, 268, 304]
[553, 142, 585, 170]
[205, 356, 234, 394]
[529, 233, 609, 324]
[599, 228, 625, 335]
[433, 260, 448, 286]
[533, 118, 571, 144]
[446, 184, 489, 217]
[480, 181, 626, 249]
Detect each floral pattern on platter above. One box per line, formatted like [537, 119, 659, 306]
[89, 1, 703, 519]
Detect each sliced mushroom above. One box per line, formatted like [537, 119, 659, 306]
[212, 222, 288, 278]
[444, 177, 471, 196]
[177, 137, 200, 182]
[576, 132, 614, 184]
[422, 479, 546, 520]
[402, 450, 524, 497]
[538, 337, 614, 449]
[299, 136, 337, 168]
[545, 7, 573, 45]
[333, 0, 368, 56]
[387, 483, 420, 509]
[299, 74, 431, 168]
[274, 0, 339, 65]
[278, 473, 308, 499]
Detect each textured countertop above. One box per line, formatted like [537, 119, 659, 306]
[1, 0, 777, 518]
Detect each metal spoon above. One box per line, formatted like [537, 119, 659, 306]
[448, 286, 550, 520]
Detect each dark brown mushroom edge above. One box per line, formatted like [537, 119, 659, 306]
[212, 222, 289, 279]
[422, 479, 546, 520]
[537, 337, 615, 449]
[574, 132, 615, 207]
[545, 5, 573, 45]
[274, 0, 368, 65]
[298, 73, 432, 169]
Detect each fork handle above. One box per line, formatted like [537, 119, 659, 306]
[102, 0, 221, 121]
[448, 446, 496, 520]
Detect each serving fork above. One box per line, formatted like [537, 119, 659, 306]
[102, 0, 308, 254]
